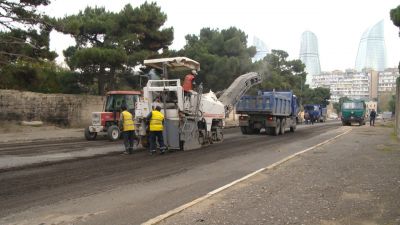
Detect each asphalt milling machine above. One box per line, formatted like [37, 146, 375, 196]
[134, 57, 262, 151]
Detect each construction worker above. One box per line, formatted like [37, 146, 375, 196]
[183, 70, 197, 97]
[146, 106, 166, 155]
[119, 104, 136, 154]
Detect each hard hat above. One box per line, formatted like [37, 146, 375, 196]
[192, 70, 198, 75]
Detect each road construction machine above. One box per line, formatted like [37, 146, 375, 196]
[134, 57, 262, 150]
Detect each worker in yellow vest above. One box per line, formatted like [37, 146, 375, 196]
[120, 104, 136, 154]
[146, 106, 166, 155]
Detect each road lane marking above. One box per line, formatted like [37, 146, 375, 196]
[142, 127, 352, 225]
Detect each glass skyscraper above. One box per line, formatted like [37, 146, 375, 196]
[355, 20, 387, 72]
[252, 36, 269, 62]
[299, 31, 321, 85]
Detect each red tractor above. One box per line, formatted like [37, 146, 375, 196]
[84, 90, 142, 141]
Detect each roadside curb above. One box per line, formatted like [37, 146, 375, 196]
[141, 127, 353, 225]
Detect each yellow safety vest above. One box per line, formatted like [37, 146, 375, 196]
[149, 110, 164, 131]
[122, 110, 135, 131]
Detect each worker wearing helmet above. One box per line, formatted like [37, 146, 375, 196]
[183, 70, 198, 96]
[146, 106, 166, 155]
[120, 104, 136, 154]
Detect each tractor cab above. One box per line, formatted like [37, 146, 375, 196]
[85, 90, 141, 141]
[104, 91, 139, 114]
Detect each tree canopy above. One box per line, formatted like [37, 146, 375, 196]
[253, 49, 330, 106]
[390, 5, 400, 36]
[255, 49, 306, 96]
[177, 27, 256, 91]
[0, 0, 56, 66]
[54, 3, 173, 95]
[333, 96, 350, 113]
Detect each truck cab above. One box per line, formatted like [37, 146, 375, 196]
[341, 100, 366, 126]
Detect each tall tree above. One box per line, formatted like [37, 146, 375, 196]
[255, 50, 307, 101]
[179, 27, 256, 91]
[55, 3, 173, 95]
[0, 0, 56, 65]
[390, 5, 400, 71]
[390, 5, 400, 37]
[333, 96, 350, 113]
[302, 87, 331, 105]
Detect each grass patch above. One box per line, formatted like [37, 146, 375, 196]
[377, 143, 399, 152]
[390, 131, 399, 142]
[378, 121, 394, 128]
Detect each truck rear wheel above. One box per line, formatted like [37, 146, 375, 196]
[240, 126, 248, 134]
[107, 125, 120, 141]
[252, 128, 260, 134]
[273, 120, 280, 136]
[290, 124, 296, 132]
[279, 119, 285, 135]
[84, 127, 97, 140]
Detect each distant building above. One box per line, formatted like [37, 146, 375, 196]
[369, 70, 378, 100]
[312, 68, 399, 102]
[299, 31, 321, 86]
[378, 68, 399, 92]
[252, 36, 269, 62]
[355, 20, 387, 72]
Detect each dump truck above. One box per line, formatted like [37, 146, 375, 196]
[304, 104, 327, 123]
[341, 99, 366, 126]
[236, 90, 299, 135]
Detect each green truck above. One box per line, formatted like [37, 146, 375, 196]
[341, 100, 366, 126]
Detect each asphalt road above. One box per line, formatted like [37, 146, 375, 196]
[0, 122, 344, 225]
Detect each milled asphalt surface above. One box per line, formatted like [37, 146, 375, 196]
[0, 122, 324, 170]
[1, 120, 399, 225]
[159, 122, 400, 225]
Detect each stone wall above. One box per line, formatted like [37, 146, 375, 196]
[0, 90, 104, 127]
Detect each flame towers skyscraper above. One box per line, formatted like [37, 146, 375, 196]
[252, 36, 269, 62]
[355, 20, 387, 72]
[299, 31, 321, 86]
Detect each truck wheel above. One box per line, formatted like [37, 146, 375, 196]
[273, 120, 280, 136]
[84, 127, 97, 140]
[240, 126, 248, 135]
[107, 125, 120, 141]
[279, 119, 285, 135]
[252, 128, 260, 134]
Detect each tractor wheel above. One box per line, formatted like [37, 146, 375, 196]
[107, 125, 120, 141]
[84, 127, 97, 140]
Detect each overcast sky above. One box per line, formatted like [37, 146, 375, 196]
[43, 0, 400, 72]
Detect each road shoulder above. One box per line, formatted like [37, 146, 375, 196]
[160, 123, 400, 225]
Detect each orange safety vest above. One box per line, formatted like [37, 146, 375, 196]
[183, 74, 195, 92]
